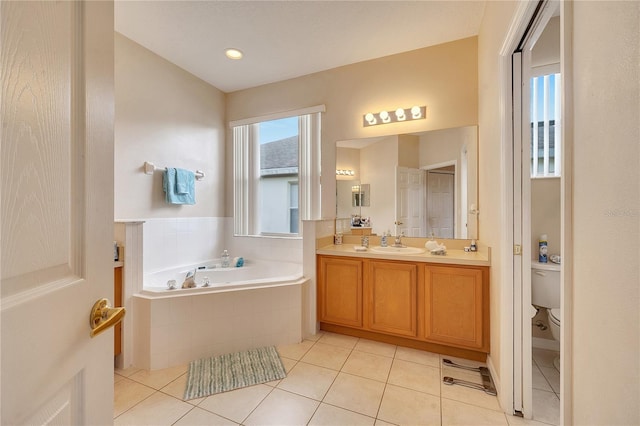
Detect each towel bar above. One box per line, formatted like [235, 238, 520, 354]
[143, 161, 205, 181]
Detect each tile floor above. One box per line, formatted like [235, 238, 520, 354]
[115, 332, 556, 425]
[531, 348, 561, 425]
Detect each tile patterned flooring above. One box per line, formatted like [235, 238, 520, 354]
[115, 332, 558, 425]
[531, 348, 561, 425]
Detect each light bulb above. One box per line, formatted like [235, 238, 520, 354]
[379, 110, 390, 123]
[411, 106, 422, 119]
[395, 108, 406, 121]
[365, 113, 376, 125]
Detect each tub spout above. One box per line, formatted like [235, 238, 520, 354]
[182, 269, 197, 288]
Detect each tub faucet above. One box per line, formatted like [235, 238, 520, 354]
[182, 269, 197, 289]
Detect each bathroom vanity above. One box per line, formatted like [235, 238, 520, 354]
[316, 244, 490, 361]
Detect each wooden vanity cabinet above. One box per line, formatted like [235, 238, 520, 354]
[317, 254, 490, 359]
[317, 256, 363, 328]
[422, 265, 489, 352]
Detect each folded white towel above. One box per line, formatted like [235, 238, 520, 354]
[425, 240, 439, 250]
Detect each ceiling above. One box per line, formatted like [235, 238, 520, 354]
[115, 1, 486, 93]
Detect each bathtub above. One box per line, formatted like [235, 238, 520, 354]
[142, 259, 304, 295]
[133, 258, 307, 370]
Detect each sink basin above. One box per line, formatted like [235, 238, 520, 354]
[370, 246, 425, 255]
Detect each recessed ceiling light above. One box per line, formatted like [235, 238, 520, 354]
[225, 48, 243, 60]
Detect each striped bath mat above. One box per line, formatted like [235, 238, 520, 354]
[183, 346, 287, 400]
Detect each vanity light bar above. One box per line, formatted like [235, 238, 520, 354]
[363, 106, 426, 127]
[336, 169, 355, 176]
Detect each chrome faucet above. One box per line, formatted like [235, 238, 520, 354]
[393, 232, 405, 247]
[182, 269, 197, 288]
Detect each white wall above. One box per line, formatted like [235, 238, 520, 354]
[397, 134, 420, 169]
[336, 147, 361, 218]
[531, 178, 561, 257]
[532, 16, 560, 69]
[360, 137, 398, 235]
[226, 37, 479, 220]
[114, 33, 226, 220]
[571, 2, 639, 424]
[477, 0, 520, 403]
[419, 126, 478, 239]
[479, 1, 640, 423]
[530, 14, 561, 262]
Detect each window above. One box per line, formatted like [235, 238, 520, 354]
[258, 117, 299, 234]
[530, 71, 561, 178]
[289, 182, 299, 234]
[232, 106, 323, 237]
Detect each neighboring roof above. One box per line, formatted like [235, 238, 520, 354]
[532, 120, 556, 152]
[260, 136, 298, 176]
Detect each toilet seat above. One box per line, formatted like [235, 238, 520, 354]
[549, 308, 561, 326]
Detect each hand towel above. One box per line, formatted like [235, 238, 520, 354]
[175, 168, 195, 195]
[163, 168, 196, 205]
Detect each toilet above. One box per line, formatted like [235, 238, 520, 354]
[531, 260, 561, 370]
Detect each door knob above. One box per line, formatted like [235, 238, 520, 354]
[89, 298, 125, 338]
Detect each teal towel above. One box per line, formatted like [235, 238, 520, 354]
[163, 168, 195, 205]
[175, 168, 195, 195]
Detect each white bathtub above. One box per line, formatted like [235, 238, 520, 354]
[142, 259, 304, 295]
[133, 258, 306, 370]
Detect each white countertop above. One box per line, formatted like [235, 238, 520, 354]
[317, 244, 490, 266]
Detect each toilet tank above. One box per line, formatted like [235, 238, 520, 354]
[531, 260, 561, 309]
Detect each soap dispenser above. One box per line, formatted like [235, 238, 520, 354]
[381, 230, 389, 247]
[221, 249, 230, 268]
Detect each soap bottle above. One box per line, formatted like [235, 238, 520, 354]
[470, 239, 478, 252]
[538, 235, 548, 263]
[381, 230, 389, 247]
[221, 249, 230, 268]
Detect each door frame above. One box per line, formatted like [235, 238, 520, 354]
[499, 0, 573, 423]
[496, 2, 538, 414]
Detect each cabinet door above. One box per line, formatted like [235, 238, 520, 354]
[367, 260, 418, 337]
[423, 265, 485, 350]
[318, 256, 363, 328]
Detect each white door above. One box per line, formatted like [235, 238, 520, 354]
[512, 1, 560, 419]
[396, 167, 424, 237]
[1, 1, 115, 424]
[512, 50, 532, 418]
[426, 171, 454, 238]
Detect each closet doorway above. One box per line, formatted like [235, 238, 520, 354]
[509, 0, 570, 423]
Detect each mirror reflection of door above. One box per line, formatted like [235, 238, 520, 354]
[395, 167, 425, 237]
[426, 167, 455, 238]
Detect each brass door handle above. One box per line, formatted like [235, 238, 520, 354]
[90, 298, 125, 338]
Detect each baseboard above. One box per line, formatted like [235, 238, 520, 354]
[532, 337, 560, 351]
[485, 354, 506, 412]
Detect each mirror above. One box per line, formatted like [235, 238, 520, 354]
[352, 184, 370, 207]
[336, 126, 478, 239]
